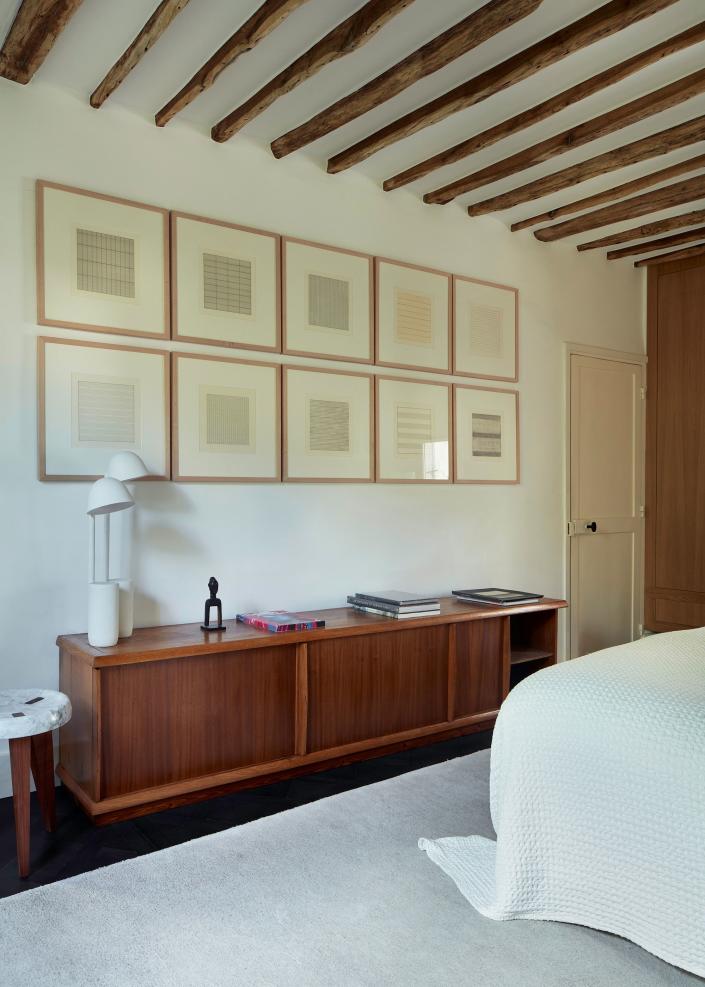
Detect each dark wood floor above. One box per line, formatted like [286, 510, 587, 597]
[0, 730, 491, 899]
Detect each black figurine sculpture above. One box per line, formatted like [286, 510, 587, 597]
[201, 576, 226, 632]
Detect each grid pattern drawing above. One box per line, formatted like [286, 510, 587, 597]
[307, 398, 350, 453]
[308, 274, 350, 332]
[73, 375, 138, 446]
[203, 253, 252, 316]
[469, 304, 504, 358]
[394, 289, 433, 346]
[472, 413, 502, 458]
[76, 229, 135, 298]
[396, 404, 433, 456]
[205, 392, 252, 447]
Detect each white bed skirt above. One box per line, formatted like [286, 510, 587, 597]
[421, 628, 705, 977]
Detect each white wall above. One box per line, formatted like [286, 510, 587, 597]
[0, 80, 644, 797]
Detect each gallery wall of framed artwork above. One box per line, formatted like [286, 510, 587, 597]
[171, 212, 280, 352]
[454, 384, 519, 484]
[283, 366, 374, 482]
[376, 376, 451, 484]
[375, 258, 451, 375]
[172, 353, 280, 482]
[453, 275, 518, 382]
[283, 238, 373, 364]
[34, 178, 523, 486]
[38, 336, 170, 481]
[36, 181, 169, 340]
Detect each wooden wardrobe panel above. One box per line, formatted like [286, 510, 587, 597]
[307, 627, 448, 752]
[646, 254, 705, 629]
[100, 647, 297, 797]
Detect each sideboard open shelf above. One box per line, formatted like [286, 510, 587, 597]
[57, 596, 566, 824]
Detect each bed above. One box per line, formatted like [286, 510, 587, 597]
[421, 627, 705, 978]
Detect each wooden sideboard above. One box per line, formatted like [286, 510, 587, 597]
[57, 597, 566, 824]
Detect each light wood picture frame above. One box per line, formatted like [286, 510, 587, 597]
[453, 275, 518, 382]
[38, 336, 170, 481]
[375, 258, 451, 374]
[171, 211, 281, 352]
[283, 237, 373, 363]
[283, 366, 374, 482]
[36, 181, 169, 340]
[172, 352, 280, 482]
[453, 383, 519, 484]
[376, 375, 451, 483]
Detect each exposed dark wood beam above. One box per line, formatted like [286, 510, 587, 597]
[429, 67, 705, 205]
[384, 20, 705, 193]
[90, 0, 190, 108]
[635, 242, 705, 266]
[578, 209, 705, 251]
[315, 0, 678, 173]
[511, 152, 705, 232]
[534, 173, 705, 242]
[0, 0, 83, 84]
[155, 0, 311, 127]
[212, 0, 414, 143]
[269, 0, 545, 159]
[467, 114, 705, 217]
[607, 226, 705, 259]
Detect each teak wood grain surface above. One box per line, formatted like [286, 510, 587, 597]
[57, 597, 566, 823]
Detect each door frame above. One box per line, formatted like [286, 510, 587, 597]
[564, 342, 647, 660]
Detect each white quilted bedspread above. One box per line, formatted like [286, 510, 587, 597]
[420, 628, 705, 978]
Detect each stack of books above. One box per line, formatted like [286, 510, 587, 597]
[452, 588, 543, 607]
[347, 591, 440, 619]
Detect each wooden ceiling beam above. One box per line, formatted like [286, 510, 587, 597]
[269, 0, 545, 159]
[467, 114, 705, 218]
[155, 0, 310, 127]
[212, 0, 414, 143]
[511, 152, 705, 232]
[384, 20, 705, 193]
[634, 242, 705, 266]
[577, 209, 705, 251]
[90, 0, 190, 108]
[318, 0, 678, 174]
[0, 0, 83, 84]
[607, 226, 705, 259]
[534, 173, 705, 242]
[428, 66, 705, 205]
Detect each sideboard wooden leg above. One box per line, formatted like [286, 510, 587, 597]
[31, 730, 56, 833]
[9, 737, 31, 878]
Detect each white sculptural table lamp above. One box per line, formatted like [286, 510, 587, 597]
[105, 451, 150, 639]
[87, 477, 133, 647]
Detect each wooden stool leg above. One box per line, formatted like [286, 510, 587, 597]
[30, 731, 56, 833]
[9, 737, 31, 878]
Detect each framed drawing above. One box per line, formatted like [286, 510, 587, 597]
[376, 376, 451, 483]
[36, 181, 169, 339]
[454, 384, 519, 484]
[453, 275, 518, 381]
[283, 366, 373, 482]
[375, 258, 451, 373]
[171, 212, 280, 352]
[38, 337, 170, 481]
[172, 353, 280, 482]
[283, 238, 373, 363]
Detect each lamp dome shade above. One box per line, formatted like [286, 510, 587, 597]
[106, 451, 150, 481]
[87, 477, 134, 516]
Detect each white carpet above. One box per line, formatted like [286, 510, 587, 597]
[0, 750, 700, 986]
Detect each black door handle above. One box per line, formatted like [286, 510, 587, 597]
[586, 521, 597, 532]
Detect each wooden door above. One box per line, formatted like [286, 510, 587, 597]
[646, 255, 705, 630]
[569, 353, 644, 658]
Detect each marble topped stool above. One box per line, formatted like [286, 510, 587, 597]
[0, 690, 72, 877]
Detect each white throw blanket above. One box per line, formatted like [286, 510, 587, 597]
[420, 628, 705, 977]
